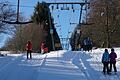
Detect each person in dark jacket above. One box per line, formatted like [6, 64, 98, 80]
[109, 48, 117, 73]
[26, 40, 32, 59]
[102, 49, 110, 74]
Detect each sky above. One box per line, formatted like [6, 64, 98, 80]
[0, 0, 87, 48]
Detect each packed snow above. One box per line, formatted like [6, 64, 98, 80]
[0, 48, 120, 80]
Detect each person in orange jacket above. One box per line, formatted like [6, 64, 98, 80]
[26, 40, 32, 59]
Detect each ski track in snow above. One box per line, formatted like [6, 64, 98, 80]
[0, 49, 120, 80]
[36, 51, 87, 80]
[0, 53, 47, 80]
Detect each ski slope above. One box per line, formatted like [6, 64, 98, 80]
[0, 48, 120, 80]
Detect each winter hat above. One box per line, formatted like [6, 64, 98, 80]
[105, 49, 108, 52]
[111, 48, 114, 51]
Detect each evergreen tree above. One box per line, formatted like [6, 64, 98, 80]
[31, 2, 62, 51]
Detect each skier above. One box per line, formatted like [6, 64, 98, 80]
[109, 48, 117, 74]
[87, 37, 92, 51]
[26, 40, 32, 59]
[41, 42, 45, 54]
[83, 38, 87, 51]
[40, 41, 48, 54]
[83, 37, 92, 51]
[102, 49, 110, 74]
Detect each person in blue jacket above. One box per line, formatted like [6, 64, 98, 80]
[102, 49, 110, 74]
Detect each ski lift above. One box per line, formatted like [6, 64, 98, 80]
[61, 4, 64, 10]
[71, 4, 75, 12]
[56, 25, 61, 27]
[73, 9, 75, 13]
[57, 10, 60, 19]
[87, 3, 90, 9]
[61, 4, 69, 10]
[56, 4, 59, 9]
[83, 6, 87, 10]
[57, 14, 59, 18]
[51, 5, 54, 11]
[66, 7, 69, 10]
[71, 4, 74, 9]
[65, 4, 69, 10]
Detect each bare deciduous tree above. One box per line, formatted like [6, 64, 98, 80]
[0, 1, 16, 34]
[81, 0, 120, 47]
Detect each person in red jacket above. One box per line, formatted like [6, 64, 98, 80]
[40, 42, 48, 54]
[41, 42, 45, 54]
[26, 40, 32, 59]
[109, 48, 117, 73]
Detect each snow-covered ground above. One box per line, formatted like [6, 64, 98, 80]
[0, 48, 120, 80]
